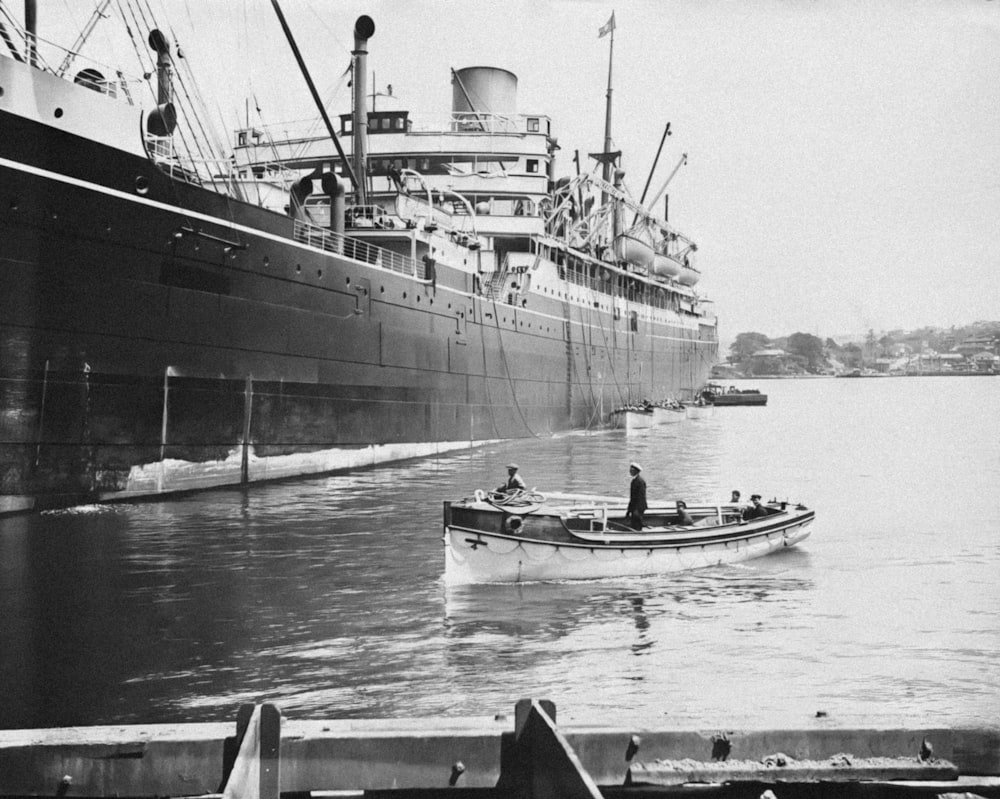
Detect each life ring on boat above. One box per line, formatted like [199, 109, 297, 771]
[505, 515, 524, 534]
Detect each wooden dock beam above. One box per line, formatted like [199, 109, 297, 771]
[496, 699, 603, 799]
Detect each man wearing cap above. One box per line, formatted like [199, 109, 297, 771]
[497, 463, 526, 494]
[626, 462, 647, 530]
[743, 494, 769, 520]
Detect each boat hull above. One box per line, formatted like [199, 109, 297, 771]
[0, 56, 718, 513]
[709, 394, 767, 406]
[677, 265, 700, 286]
[608, 409, 655, 431]
[444, 501, 814, 583]
[651, 406, 685, 424]
[651, 251, 681, 278]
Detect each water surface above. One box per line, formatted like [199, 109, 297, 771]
[1, 376, 998, 729]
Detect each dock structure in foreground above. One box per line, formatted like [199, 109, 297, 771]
[0, 699, 998, 799]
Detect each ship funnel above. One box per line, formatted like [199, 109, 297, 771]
[352, 15, 375, 206]
[146, 29, 177, 136]
[452, 67, 517, 119]
[321, 173, 345, 236]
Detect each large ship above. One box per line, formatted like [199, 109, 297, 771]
[0, 2, 717, 514]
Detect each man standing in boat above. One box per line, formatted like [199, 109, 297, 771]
[626, 463, 647, 530]
[497, 463, 526, 494]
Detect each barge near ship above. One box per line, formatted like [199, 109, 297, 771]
[0, 3, 717, 514]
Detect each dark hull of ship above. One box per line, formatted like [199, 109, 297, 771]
[0, 113, 717, 513]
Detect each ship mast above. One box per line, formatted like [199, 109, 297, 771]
[600, 12, 615, 186]
[590, 13, 621, 229]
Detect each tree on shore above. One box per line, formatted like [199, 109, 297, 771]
[786, 332, 826, 373]
[729, 332, 771, 363]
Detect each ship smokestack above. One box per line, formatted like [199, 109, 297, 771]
[352, 15, 375, 207]
[24, 0, 37, 66]
[146, 29, 177, 136]
[322, 173, 345, 236]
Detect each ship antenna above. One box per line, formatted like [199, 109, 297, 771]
[269, 0, 360, 194]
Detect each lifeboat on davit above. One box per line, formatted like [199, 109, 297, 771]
[652, 247, 681, 278]
[677, 262, 701, 285]
[614, 223, 654, 269]
[676, 250, 701, 286]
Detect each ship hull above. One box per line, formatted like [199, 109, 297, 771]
[0, 113, 716, 513]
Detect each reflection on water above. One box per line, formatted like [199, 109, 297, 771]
[1, 377, 999, 729]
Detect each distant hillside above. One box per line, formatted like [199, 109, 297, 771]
[720, 322, 1000, 376]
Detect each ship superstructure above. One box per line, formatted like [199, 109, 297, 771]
[0, 3, 716, 513]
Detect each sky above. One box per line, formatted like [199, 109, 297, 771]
[30, 0, 1000, 344]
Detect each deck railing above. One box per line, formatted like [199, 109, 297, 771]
[292, 220, 427, 279]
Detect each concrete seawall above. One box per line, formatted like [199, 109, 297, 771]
[1, 703, 998, 795]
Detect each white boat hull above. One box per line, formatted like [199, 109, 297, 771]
[652, 251, 681, 278]
[609, 409, 655, 431]
[678, 265, 701, 285]
[615, 229, 655, 269]
[444, 518, 812, 584]
[443, 494, 815, 584]
[652, 406, 685, 424]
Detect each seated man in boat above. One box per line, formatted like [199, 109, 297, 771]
[675, 500, 695, 526]
[626, 463, 647, 530]
[497, 463, 527, 494]
[742, 494, 770, 520]
[728, 490, 746, 522]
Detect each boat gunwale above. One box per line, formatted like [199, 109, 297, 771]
[446, 507, 814, 550]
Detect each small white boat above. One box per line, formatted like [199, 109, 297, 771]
[651, 249, 681, 278]
[652, 404, 685, 424]
[677, 262, 701, 286]
[684, 401, 714, 419]
[614, 223, 655, 269]
[444, 491, 815, 584]
[608, 406, 655, 432]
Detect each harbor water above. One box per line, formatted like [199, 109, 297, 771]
[1, 377, 998, 730]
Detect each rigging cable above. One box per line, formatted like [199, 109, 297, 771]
[487, 291, 544, 440]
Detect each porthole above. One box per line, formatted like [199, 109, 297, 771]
[346, 277, 351, 285]
[54, 107, 64, 118]
[296, 264, 302, 273]
[318, 269, 323, 277]
[263, 256, 270, 267]
[135, 176, 150, 195]
[403, 292, 407, 299]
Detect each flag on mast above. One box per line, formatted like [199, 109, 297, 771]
[598, 11, 616, 38]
